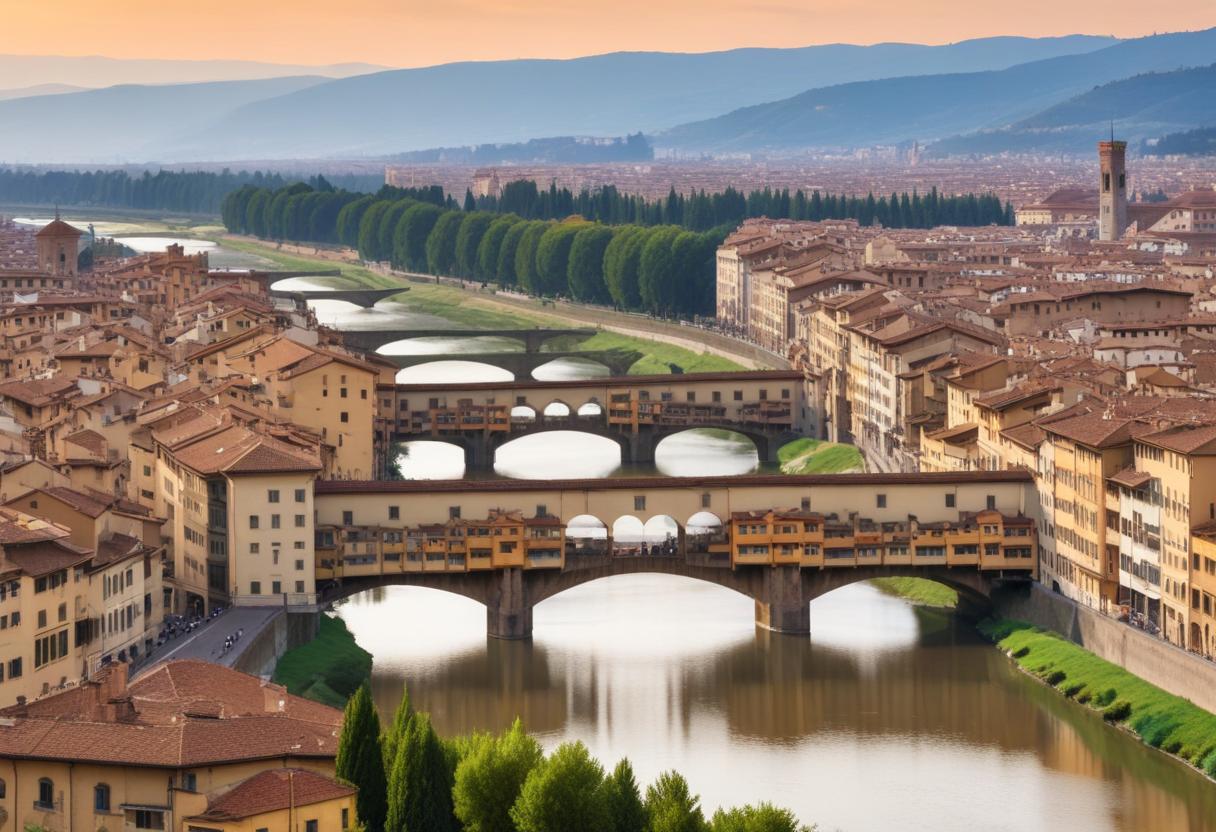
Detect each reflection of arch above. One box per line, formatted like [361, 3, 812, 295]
[511, 405, 537, 421]
[395, 360, 515, 384]
[577, 401, 603, 416]
[652, 426, 787, 464]
[490, 429, 627, 466]
[543, 400, 571, 417]
[531, 356, 612, 380]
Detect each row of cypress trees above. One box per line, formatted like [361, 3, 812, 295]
[337, 682, 812, 832]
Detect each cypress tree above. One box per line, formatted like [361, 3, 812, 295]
[336, 683, 387, 831]
[604, 758, 646, 832]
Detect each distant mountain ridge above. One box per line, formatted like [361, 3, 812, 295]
[0, 34, 1117, 163]
[656, 28, 1216, 153]
[930, 63, 1216, 156]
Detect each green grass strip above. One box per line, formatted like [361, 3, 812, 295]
[272, 614, 372, 707]
[870, 577, 959, 608]
[980, 618, 1216, 778]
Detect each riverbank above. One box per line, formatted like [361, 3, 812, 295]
[221, 237, 747, 375]
[777, 438, 864, 474]
[271, 613, 371, 707]
[870, 577, 959, 608]
[981, 617, 1216, 780]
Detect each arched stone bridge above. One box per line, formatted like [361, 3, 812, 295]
[324, 556, 1006, 639]
[315, 471, 1038, 638]
[378, 370, 810, 468]
[383, 348, 643, 377]
[341, 327, 597, 354]
[271, 286, 406, 308]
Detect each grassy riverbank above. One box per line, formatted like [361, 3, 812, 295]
[870, 577, 959, 608]
[981, 618, 1216, 779]
[272, 614, 372, 708]
[777, 438, 865, 473]
[220, 237, 745, 375]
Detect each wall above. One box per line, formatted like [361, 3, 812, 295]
[994, 582, 1216, 714]
[232, 609, 318, 679]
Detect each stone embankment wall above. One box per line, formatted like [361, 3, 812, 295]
[233, 610, 319, 679]
[994, 583, 1216, 713]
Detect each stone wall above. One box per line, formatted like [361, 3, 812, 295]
[994, 583, 1216, 713]
[232, 609, 320, 679]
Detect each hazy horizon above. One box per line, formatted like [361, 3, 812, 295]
[3, 0, 1213, 68]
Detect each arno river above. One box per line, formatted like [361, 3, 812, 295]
[280, 281, 1216, 832]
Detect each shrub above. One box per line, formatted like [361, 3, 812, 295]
[1045, 671, 1066, 687]
[1103, 700, 1132, 722]
[1063, 683, 1084, 699]
[1094, 688, 1117, 707]
[1012, 646, 1030, 659]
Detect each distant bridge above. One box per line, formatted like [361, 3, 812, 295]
[383, 348, 643, 378]
[378, 370, 810, 467]
[314, 471, 1038, 638]
[341, 327, 597, 354]
[270, 286, 405, 308]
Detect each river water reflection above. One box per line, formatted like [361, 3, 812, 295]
[342, 580, 1216, 832]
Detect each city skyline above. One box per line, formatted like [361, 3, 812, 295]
[3, 0, 1214, 67]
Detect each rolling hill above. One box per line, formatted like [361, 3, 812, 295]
[0, 34, 1115, 163]
[930, 63, 1216, 156]
[0, 54, 387, 89]
[655, 28, 1216, 153]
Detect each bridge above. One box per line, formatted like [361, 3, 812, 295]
[341, 327, 598, 354]
[383, 348, 643, 378]
[376, 370, 810, 467]
[313, 471, 1038, 638]
[270, 286, 406, 308]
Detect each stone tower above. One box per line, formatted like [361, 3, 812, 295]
[1098, 137, 1128, 241]
[35, 210, 84, 276]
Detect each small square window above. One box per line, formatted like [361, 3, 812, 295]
[389, 506, 400, 520]
[268, 489, 280, 503]
[876, 494, 887, 509]
[945, 493, 956, 508]
[634, 496, 646, 511]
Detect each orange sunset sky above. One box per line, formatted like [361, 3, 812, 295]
[4, 0, 1215, 67]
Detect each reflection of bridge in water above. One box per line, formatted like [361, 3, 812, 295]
[315, 471, 1038, 638]
[378, 370, 810, 467]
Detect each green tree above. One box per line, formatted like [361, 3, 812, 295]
[335, 683, 387, 832]
[495, 220, 530, 286]
[455, 212, 496, 279]
[336, 194, 376, 247]
[375, 199, 415, 263]
[245, 189, 271, 238]
[453, 718, 543, 832]
[511, 741, 610, 832]
[638, 226, 682, 315]
[426, 210, 464, 276]
[514, 221, 550, 294]
[381, 686, 414, 775]
[395, 202, 443, 272]
[644, 771, 705, 832]
[535, 221, 586, 296]
[603, 758, 647, 832]
[603, 226, 646, 309]
[388, 713, 458, 832]
[567, 225, 614, 303]
[477, 215, 521, 283]
[708, 803, 812, 832]
[356, 200, 394, 261]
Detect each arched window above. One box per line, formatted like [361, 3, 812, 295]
[37, 777, 54, 808]
[94, 782, 111, 812]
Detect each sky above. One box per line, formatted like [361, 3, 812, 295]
[5, 0, 1215, 67]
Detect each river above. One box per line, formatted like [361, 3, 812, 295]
[297, 285, 1216, 831]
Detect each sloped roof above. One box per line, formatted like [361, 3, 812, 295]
[188, 769, 354, 821]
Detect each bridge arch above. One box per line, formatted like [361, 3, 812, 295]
[489, 428, 629, 471]
[395, 360, 514, 385]
[577, 400, 603, 417]
[542, 400, 572, 418]
[652, 426, 775, 464]
[531, 355, 613, 380]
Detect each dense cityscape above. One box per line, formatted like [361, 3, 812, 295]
[1, 5, 1216, 832]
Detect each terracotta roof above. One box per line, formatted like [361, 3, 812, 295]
[34, 219, 84, 239]
[1108, 468, 1152, 489]
[188, 769, 354, 821]
[2, 539, 92, 577]
[92, 532, 148, 569]
[0, 660, 342, 767]
[1138, 424, 1216, 455]
[1042, 412, 1150, 449]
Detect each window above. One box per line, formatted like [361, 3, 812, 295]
[801, 497, 811, 511]
[0, 778, 5, 798]
[876, 494, 887, 509]
[37, 777, 54, 809]
[701, 493, 711, 508]
[272, 581, 282, 595]
[58, 602, 66, 622]
[295, 514, 306, 528]
[295, 559, 305, 571]
[94, 783, 111, 811]
[295, 541, 306, 550]
[249, 515, 260, 529]
[38, 610, 47, 628]
[296, 580, 306, 593]
[389, 506, 400, 520]
[343, 511, 353, 525]
[986, 495, 997, 511]
[449, 506, 461, 519]
[8, 657, 21, 678]
[340, 411, 349, 423]
[634, 496, 646, 511]
[733, 390, 743, 401]
[712, 391, 722, 403]
[945, 493, 956, 508]
[295, 489, 306, 503]
[306, 821, 319, 832]
[268, 489, 280, 503]
[271, 514, 281, 529]
[342, 808, 351, 829]
[183, 772, 197, 791]
[250, 581, 261, 595]
[132, 809, 165, 830]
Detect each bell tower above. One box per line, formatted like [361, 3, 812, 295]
[1098, 134, 1127, 241]
[35, 209, 84, 276]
